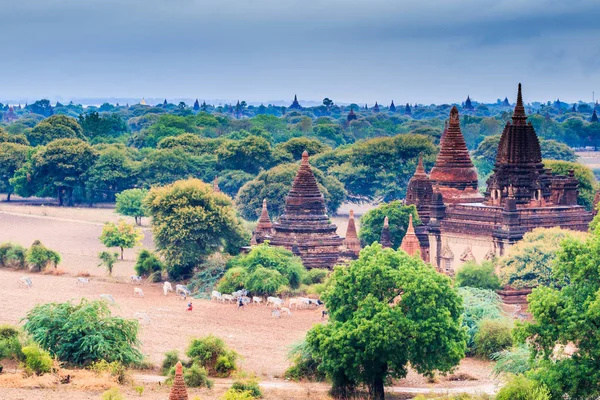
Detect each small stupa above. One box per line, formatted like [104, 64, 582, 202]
[289, 95, 302, 110]
[347, 108, 357, 121]
[389, 101, 396, 112]
[400, 214, 420, 256]
[169, 361, 189, 400]
[251, 199, 274, 245]
[380, 216, 392, 248]
[342, 209, 361, 257]
[213, 176, 221, 193]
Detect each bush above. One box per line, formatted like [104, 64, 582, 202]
[220, 389, 256, 400]
[455, 261, 500, 290]
[167, 362, 213, 388]
[458, 287, 504, 355]
[491, 345, 533, 377]
[0, 243, 26, 268]
[496, 375, 550, 400]
[26, 240, 60, 271]
[23, 299, 142, 366]
[21, 344, 53, 375]
[217, 267, 247, 294]
[90, 360, 127, 384]
[186, 335, 237, 377]
[284, 340, 325, 382]
[231, 374, 261, 398]
[0, 325, 24, 366]
[134, 249, 163, 277]
[245, 267, 287, 295]
[101, 387, 125, 400]
[302, 268, 329, 285]
[161, 350, 180, 376]
[473, 319, 513, 359]
[187, 254, 228, 298]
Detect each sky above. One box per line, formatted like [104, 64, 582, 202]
[1, 0, 600, 105]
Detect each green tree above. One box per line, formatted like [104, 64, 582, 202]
[236, 163, 346, 220]
[139, 148, 216, 187]
[116, 188, 149, 225]
[78, 112, 128, 140]
[455, 261, 500, 290]
[275, 137, 331, 160]
[26, 115, 86, 146]
[23, 299, 142, 366]
[498, 227, 589, 289]
[145, 178, 249, 279]
[306, 244, 466, 399]
[85, 145, 138, 204]
[0, 142, 30, 201]
[26, 240, 61, 272]
[358, 201, 420, 249]
[98, 251, 119, 275]
[99, 220, 144, 260]
[216, 136, 274, 174]
[515, 230, 600, 399]
[543, 159, 597, 210]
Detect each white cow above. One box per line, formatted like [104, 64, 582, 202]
[280, 307, 292, 316]
[130, 275, 142, 284]
[76, 277, 90, 286]
[163, 281, 173, 296]
[211, 291, 222, 301]
[18, 276, 32, 288]
[221, 294, 235, 303]
[266, 296, 283, 308]
[133, 287, 144, 297]
[100, 294, 116, 304]
[252, 296, 263, 305]
[175, 285, 191, 299]
[271, 309, 281, 318]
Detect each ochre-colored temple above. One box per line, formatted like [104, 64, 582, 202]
[250, 198, 273, 245]
[400, 214, 420, 256]
[169, 361, 189, 400]
[269, 151, 343, 269]
[408, 84, 592, 274]
[341, 209, 361, 257]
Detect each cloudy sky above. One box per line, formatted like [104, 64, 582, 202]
[1, 0, 599, 104]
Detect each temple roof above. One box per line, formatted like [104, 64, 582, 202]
[406, 154, 434, 222]
[169, 362, 189, 400]
[400, 214, 420, 256]
[289, 95, 302, 110]
[347, 108, 357, 121]
[257, 198, 273, 232]
[343, 209, 361, 256]
[380, 216, 392, 248]
[389, 101, 396, 112]
[429, 106, 480, 202]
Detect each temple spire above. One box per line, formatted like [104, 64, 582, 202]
[343, 209, 361, 256]
[415, 153, 425, 175]
[380, 216, 392, 248]
[169, 361, 189, 400]
[213, 176, 221, 193]
[347, 108, 357, 121]
[592, 109, 599, 123]
[301, 150, 309, 165]
[512, 83, 527, 124]
[400, 214, 420, 256]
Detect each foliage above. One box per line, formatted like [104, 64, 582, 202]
[358, 201, 420, 249]
[543, 159, 597, 210]
[26, 115, 86, 146]
[101, 387, 125, 400]
[457, 287, 504, 354]
[495, 375, 550, 400]
[473, 319, 513, 359]
[187, 254, 228, 298]
[217, 267, 247, 294]
[0, 242, 27, 268]
[306, 244, 466, 399]
[473, 135, 577, 163]
[99, 220, 143, 260]
[167, 362, 214, 388]
[98, 251, 119, 275]
[23, 299, 143, 366]
[115, 189, 149, 225]
[145, 178, 249, 279]
[0, 142, 30, 201]
[497, 227, 589, 289]
[220, 389, 257, 400]
[301, 268, 329, 285]
[134, 249, 163, 277]
[514, 231, 600, 399]
[85, 144, 138, 204]
[26, 240, 61, 271]
[186, 335, 237, 377]
[491, 345, 534, 377]
[244, 267, 287, 295]
[21, 344, 53, 375]
[455, 261, 500, 290]
[276, 137, 331, 160]
[236, 163, 346, 220]
[0, 325, 25, 366]
[161, 350, 180, 376]
[90, 359, 127, 384]
[231, 375, 262, 398]
[285, 340, 326, 382]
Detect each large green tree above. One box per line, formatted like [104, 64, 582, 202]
[515, 229, 600, 399]
[306, 244, 466, 399]
[116, 188, 149, 225]
[26, 115, 86, 146]
[99, 220, 144, 260]
[85, 145, 138, 203]
[216, 135, 274, 174]
[275, 137, 331, 160]
[0, 142, 30, 201]
[145, 178, 249, 279]
[236, 163, 346, 220]
[358, 201, 420, 249]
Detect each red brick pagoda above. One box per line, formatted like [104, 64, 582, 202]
[379, 216, 392, 248]
[270, 151, 343, 269]
[169, 361, 189, 400]
[400, 214, 420, 257]
[250, 198, 274, 245]
[341, 209, 361, 257]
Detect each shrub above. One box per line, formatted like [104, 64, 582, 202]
[0, 243, 26, 268]
[473, 319, 513, 359]
[23, 299, 142, 366]
[101, 387, 125, 400]
[491, 345, 533, 377]
[90, 360, 127, 384]
[455, 261, 500, 290]
[458, 287, 504, 355]
[220, 389, 256, 400]
[98, 251, 119, 275]
[217, 267, 247, 294]
[284, 340, 325, 382]
[304, 283, 326, 296]
[231, 374, 261, 398]
[245, 267, 287, 295]
[188, 254, 228, 298]
[302, 268, 328, 285]
[134, 249, 163, 277]
[21, 344, 53, 375]
[167, 362, 213, 388]
[0, 325, 24, 366]
[161, 350, 180, 376]
[496, 375, 550, 400]
[26, 240, 60, 271]
[186, 335, 237, 377]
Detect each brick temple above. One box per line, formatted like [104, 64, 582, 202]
[269, 151, 343, 269]
[408, 84, 592, 274]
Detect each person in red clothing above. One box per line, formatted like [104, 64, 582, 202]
[186, 302, 193, 311]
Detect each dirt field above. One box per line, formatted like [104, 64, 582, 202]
[0, 203, 497, 399]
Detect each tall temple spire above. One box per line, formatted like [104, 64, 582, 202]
[400, 214, 420, 256]
[347, 108, 357, 121]
[343, 209, 361, 256]
[380, 216, 392, 248]
[592, 109, 599, 123]
[373, 102, 380, 112]
[415, 153, 425, 175]
[289, 95, 302, 110]
[257, 199, 273, 231]
[213, 176, 221, 193]
[429, 106, 481, 203]
[389, 100, 396, 112]
[169, 361, 189, 400]
[512, 83, 527, 124]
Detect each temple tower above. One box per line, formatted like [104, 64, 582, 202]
[429, 106, 482, 203]
[169, 362, 189, 400]
[342, 209, 361, 257]
[270, 151, 343, 269]
[380, 216, 392, 248]
[389, 101, 396, 112]
[289, 95, 302, 110]
[592, 109, 599, 123]
[347, 108, 357, 121]
[373, 102, 380, 113]
[251, 199, 273, 245]
[400, 214, 420, 256]
[405, 154, 433, 261]
[405, 103, 412, 115]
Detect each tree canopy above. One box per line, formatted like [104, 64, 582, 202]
[358, 201, 420, 249]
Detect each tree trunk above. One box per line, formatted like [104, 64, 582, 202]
[58, 187, 63, 206]
[120, 247, 124, 260]
[371, 377, 385, 400]
[6, 192, 11, 202]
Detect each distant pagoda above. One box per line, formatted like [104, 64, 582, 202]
[429, 106, 482, 203]
[379, 216, 392, 248]
[592, 109, 599, 123]
[502, 97, 510, 107]
[251, 199, 274, 245]
[270, 151, 342, 269]
[405, 103, 412, 115]
[464, 96, 474, 110]
[347, 108, 357, 121]
[389, 101, 396, 112]
[400, 214, 420, 256]
[341, 209, 361, 257]
[169, 362, 189, 400]
[193, 99, 200, 111]
[289, 95, 302, 110]
[373, 102, 380, 113]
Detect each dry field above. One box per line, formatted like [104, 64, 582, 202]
[0, 202, 496, 399]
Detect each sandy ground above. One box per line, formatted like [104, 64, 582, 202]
[0, 202, 497, 399]
[575, 151, 600, 170]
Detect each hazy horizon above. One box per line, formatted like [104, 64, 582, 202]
[2, 0, 599, 104]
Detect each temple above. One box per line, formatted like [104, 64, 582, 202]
[169, 361, 189, 400]
[379, 216, 392, 248]
[407, 84, 592, 275]
[592, 109, 599, 123]
[289, 95, 302, 110]
[373, 102, 380, 113]
[347, 108, 357, 121]
[405, 103, 412, 115]
[251, 199, 274, 245]
[270, 151, 343, 269]
[340, 209, 361, 259]
[389, 101, 396, 112]
[400, 214, 420, 256]
[464, 96, 474, 110]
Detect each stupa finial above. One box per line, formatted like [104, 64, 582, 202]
[512, 83, 527, 124]
[301, 150, 309, 165]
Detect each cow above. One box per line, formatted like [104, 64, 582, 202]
[100, 294, 116, 304]
[266, 296, 284, 308]
[76, 277, 90, 286]
[130, 275, 143, 284]
[252, 296, 263, 305]
[221, 294, 235, 303]
[211, 290, 222, 301]
[133, 287, 144, 297]
[175, 285, 191, 299]
[280, 307, 292, 316]
[18, 276, 32, 288]
[163, 282, 173, 296]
